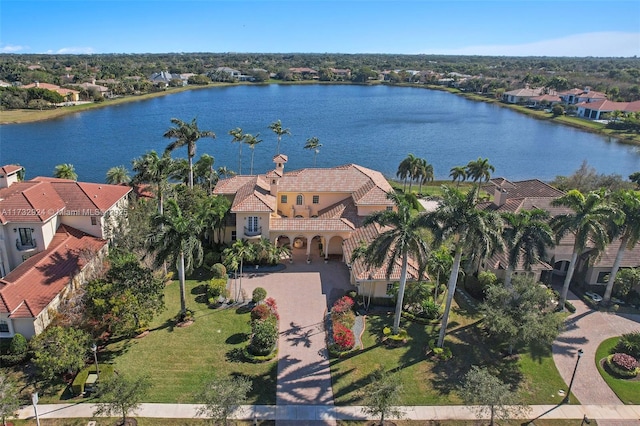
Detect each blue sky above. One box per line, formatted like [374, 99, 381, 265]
[1, 0, 639, 57]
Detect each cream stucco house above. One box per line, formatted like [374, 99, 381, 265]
[213, 155, 423, 298]
[0, 166, 131, 338]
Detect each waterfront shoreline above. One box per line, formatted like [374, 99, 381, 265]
[2, 81, 639, 146]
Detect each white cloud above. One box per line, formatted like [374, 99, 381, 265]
[45, 47, 96, 54]
[427, 32, 640, 57]
[0, 44, 28, 53]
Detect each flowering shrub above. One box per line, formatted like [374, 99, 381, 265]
[250, 304, 271, 321]
[333, 322, 355, 351]
[331, 296, 354, 315]
[611, 353, 638, 371]
[265, 297, 280, 320]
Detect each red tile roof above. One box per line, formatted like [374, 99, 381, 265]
[0, 225, 106, 318]
[576, 99, 640, 113]
[343, 224, 423, 282]
[0, 178, 131, 224]
[1, 165, 23, 175]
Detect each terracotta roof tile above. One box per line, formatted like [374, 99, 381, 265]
[0, 225, 106, 318]
[1, 165, 23, 175]
[343, 224, 423, 282]
[270, 218, 355, 232]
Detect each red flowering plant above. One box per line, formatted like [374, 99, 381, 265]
[264, 297, 280, 321]
[332, 322, 355, 351]
[612, 353, 638, 371]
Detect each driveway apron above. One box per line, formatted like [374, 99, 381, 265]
[552, 288, 640, 410]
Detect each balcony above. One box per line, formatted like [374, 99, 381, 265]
[244, 226, 262, 237]
[16, 238, 37, 251]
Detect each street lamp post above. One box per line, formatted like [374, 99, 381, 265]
[31, 392, 41, 426]
[563, 348, 584, 404]
[91, 343, 99, 380]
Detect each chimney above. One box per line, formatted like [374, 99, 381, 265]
[494, 186, 508, 207]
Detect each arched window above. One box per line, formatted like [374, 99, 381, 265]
[296, 194, 303, 205]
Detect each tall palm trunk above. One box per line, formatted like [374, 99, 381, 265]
[392, 253, 409, 334]
[438, 248, 462, 348]
[559, 250, 579, 309]
[179, 251, 187, 314]
[188, 156, 194, 189]
[434, 271, 440, 302]
[603, 236, 627, 303]
[237, 258, 244, 300]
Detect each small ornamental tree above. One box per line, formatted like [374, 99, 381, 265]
[31, 326, 91, 380]
[197, 375, 252, 426]
[93, 373, 151, 426]
[248, 318, 278, 356]
[252, 287, 267, 303]
[361, 367, 404, 426]
[0, 373, 19, 426]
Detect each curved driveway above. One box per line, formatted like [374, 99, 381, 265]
[552, 289, 640, 410]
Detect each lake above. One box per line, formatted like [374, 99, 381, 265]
[1, 84, 638, 183]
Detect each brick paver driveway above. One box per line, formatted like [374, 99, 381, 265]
[239, 249, 352, 406]
[553, 288, 640, 414]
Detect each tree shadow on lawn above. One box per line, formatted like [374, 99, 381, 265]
[232, 364, 277, 405]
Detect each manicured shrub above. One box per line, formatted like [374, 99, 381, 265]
[203, 251, 217, 270]
[331, 296, 354, 315]
[332, 322, 355, 351]
[346, 290, 357, 299]
[71, 364, 115, 395]
[420, 299, 440, 320]
[564, 301, 576, 313]
[206, 278, 228, 299]
[252, 287, 267, 304]
[615, 331, 640, 359]
[248, 318, 278, 356]
[210, 263, 227, 279]
[606, 353, 640, 378]
[250, 304, 271, 322]
[9, 333, 28, 355]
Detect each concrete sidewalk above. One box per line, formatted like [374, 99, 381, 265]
[15, 403, 640, 422]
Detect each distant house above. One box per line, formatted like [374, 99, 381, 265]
[502, 87, 546, 104]
[149, 71, 180, 86]
[21, 82, 80, 103]
[576, 99, 640, 120]
[558, 87, 607, 105]
[330, 68, 351, 80]
[529, 94, 562, 107]
[0, 167, 131, 338]
[477, 178, 640, 289]
[289, 67, 319, 79]
[72, 80, 111, 98]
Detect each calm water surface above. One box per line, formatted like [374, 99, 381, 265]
[1, 85, 638, 182]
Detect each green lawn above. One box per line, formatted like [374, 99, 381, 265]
[330, 297, 568, 406]
[594, 337, 640, 404]
[100, 277, 277, 404]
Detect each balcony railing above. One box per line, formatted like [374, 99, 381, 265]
[16, 238, 37, 251]
[244, 226, 262, 237]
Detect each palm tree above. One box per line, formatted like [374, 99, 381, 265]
[223, 239, 255, 301]
[603, 189, 640, 304]
[163, 117, 216, 189]
[243, 133, 263, 175]
[304, 137, 322, 166]
[449, 166, 467, 189]
[417, 158, 434, 194]
[148, 199, 204, 315]
[217, 166, 236, 180]
[501, 209, 555, 288]
[229, 128, 245, 174]
[268, 119, 291, 154]
[426, 187, 504, 347]
[194, 154, 217, 194]
[550, 190, 620, 309]
[53, 163, 77, 180]
[426, 245, 453, 302]
[132, 151, 174, 214]
[397, 154, 418, 192]
[358, 192, 431, 334]
[466, 157, 495, 200]
[105, 165, 130, 185]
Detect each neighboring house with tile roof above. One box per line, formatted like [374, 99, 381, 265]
[0, 166, 131, 338]
[502, 87, 547, 104]
[558, 87, 607, 105]
[576, 99, 640, 120]
[213, 155, 399, 288]
[478, 178, 640, 288]
[21, 82, 80, 102]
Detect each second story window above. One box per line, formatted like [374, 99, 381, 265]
[18, 228, 34, 247]
[281, 195, 288, 204]
[296, 194, 303, 205]
[312, 195, 319, 204]
[91, 216, 98, 226]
